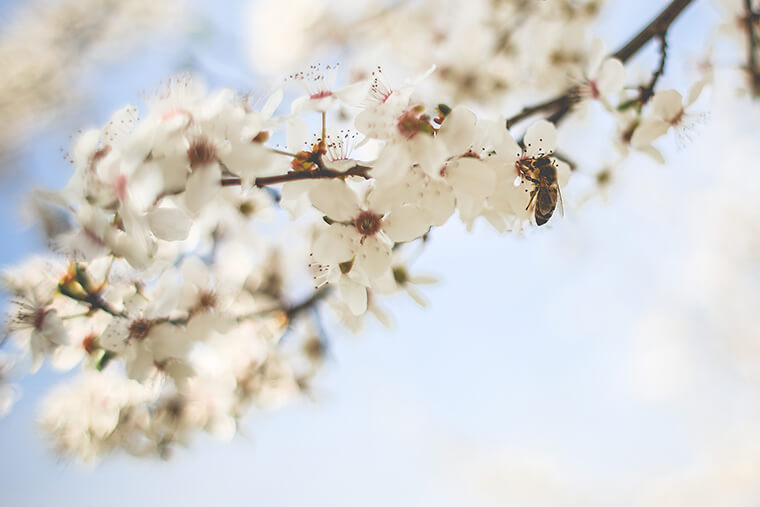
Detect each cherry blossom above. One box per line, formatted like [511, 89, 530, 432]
[576, 38, 626, 109]
[289, 64, 370, 113]
[631, 79, 709, 149]
[309, 179, 430, 285]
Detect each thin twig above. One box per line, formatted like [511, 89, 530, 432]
[221, 164, 371, 188]
[83, 294, 125, 318]
[235, 287, 332, 323]
[285, 288, 331, 320]
[506, 96, 568, 129]
[639, 32, 668, 105]
[744, 0, 760, 94]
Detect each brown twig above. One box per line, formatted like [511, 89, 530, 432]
[285, 288, 331, 320]
[506, 96, 569, 129]
[234, 287, 332, 323]
[611, 0, 694, 63]
[505, 0, 696, 129]
[221, 164, 372, 188]
[82, 294, 126, 318]
[638, 32, 668, 105]
[744, 0, 760, 94]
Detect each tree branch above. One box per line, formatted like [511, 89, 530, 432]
[611, 0, 694, 63]
[221, 164, 371, 188]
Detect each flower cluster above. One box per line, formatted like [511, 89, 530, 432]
[247, 0, 611, 104]
[0, 0, 184, 158]
[0, 0, 731, 463]
[0, 66, 579, 460]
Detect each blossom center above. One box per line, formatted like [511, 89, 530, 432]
[128, 318, 152, 340]
[354, 211, 382, 237]
[670, 108, 685, 126]
[82, 333, 98, 354]
[589, 79, 600, 99]
[115, 174, 128, 202]
[310, 90, 333, 99]
[197, 290, 218, 310]
[33, 308, 46, 331]
[187, 138, 216, 169]
[397, 109, 423, 139]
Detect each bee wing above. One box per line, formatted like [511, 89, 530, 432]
[555, 184, 564, 218]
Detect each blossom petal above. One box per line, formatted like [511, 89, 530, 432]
[100, 320, 130, 353]
[72, 129, 101, 169]
[356, 235, 392, 278]
[51, 346, 83, 371]
[631, 119, 670, 148]
[524, 120, 557, 156]
[493, 127, 522, 163]
[597, 58, 626, 96]
[446, 158, 497, 201]
[287, 117, 309, 152]
[421, 182, 456, 226]
[382, 205, 430, 243]
[147, 207, 192, 241]
[438, 106, 477, 156]
[312, 225, 355, 264]
[652, 89, 683, 122]
[181, 256, 210, 288]
[149, 268, 182, 318]
[184, 165, 221, 214]
[260, 88, 283, 118]
[281, 180, 314, 219]
[150, 322, 191, 361]
[125, 342, 155, 382]
[586, 37, 606, 78]
[334, 80, 371, 106]
[686, 78, 707, 106]
[29, 331, 45, 373]
[354, 104, 399, 140]
[308, 180, 361, 222]
[408, 274, 439, 285]
[639, 145, 665, 164]
[339, 278, 368, 316]
[405, 285, 428, 308]
[128, 168, 164, 213]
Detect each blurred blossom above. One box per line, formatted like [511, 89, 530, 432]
[0, 0, 185, 162]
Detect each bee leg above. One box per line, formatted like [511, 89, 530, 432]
[525, 187, 538, 211]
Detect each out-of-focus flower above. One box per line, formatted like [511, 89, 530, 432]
[0, 0, 185, 161]
[632, 80, 709, 149]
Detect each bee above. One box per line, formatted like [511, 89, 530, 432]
[518, 154, 564, 226]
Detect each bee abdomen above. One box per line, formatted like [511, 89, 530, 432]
[535, 209, 553, 226]
[534, 187, 557, 226]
